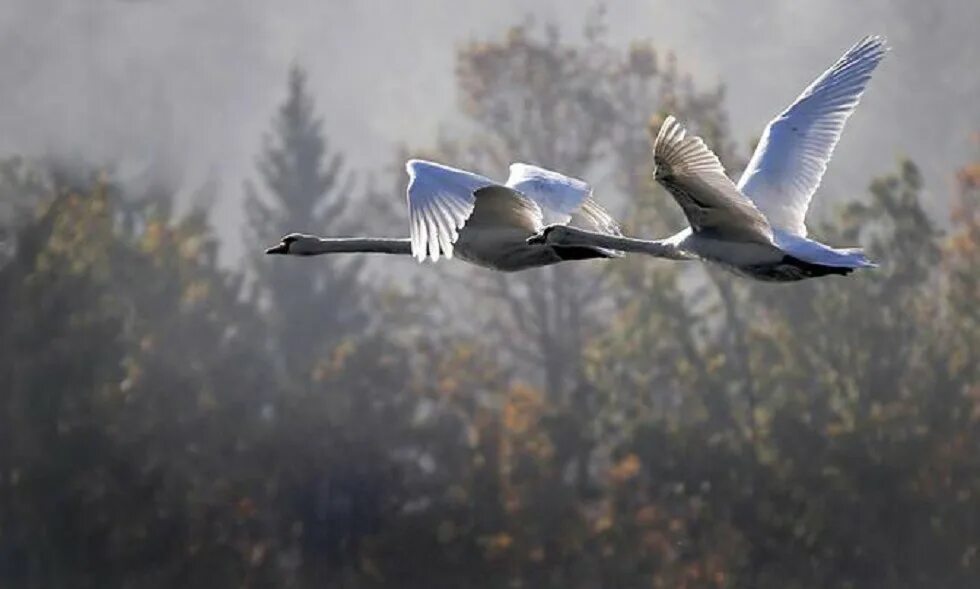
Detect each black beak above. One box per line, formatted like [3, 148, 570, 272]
[265, 242, 288, 255]
[526, 233, 547, 245]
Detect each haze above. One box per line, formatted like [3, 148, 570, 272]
[1, 0, 977, 258]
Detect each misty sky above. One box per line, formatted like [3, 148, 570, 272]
[2, 0, 977, 261]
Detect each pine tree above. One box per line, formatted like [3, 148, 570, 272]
[244, 64, 366, 377]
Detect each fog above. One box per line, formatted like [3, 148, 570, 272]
[4, 2, 980, 587]
[2, 0, 978, 255]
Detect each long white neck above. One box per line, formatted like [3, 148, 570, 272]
[297, 237, 412, 256]
[554, 226, 687, 260]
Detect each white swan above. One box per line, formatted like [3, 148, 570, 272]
[265, 159, 622, 272]
[529, 36, 887, 282]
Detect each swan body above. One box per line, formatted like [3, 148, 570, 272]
[266, 159, 622, 272]
[530, 35, 886, 282]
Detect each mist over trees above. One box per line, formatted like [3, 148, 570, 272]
[2, 10, 980, 589]
[245, 65, 368, 376]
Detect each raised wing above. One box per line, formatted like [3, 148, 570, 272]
[737, 35, 887, 236]
[405, 159, 494, 262]
[653, 116, 773, 244]
[506, 163, 620, 235]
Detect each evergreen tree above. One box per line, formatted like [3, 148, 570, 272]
[244, 65, 366, 377]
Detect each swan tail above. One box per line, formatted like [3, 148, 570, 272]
[831, 247, 878, 268]
[778, 232, 877, 269]
[802, 247, 877, 269]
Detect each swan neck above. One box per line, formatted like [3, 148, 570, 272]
[307, 237, 412, 255]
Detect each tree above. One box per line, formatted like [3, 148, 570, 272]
[244, 64, 364, 378]
[0, 166, 283, 588]
[446, 16, 729, 400]
[585, 157, 980, 587]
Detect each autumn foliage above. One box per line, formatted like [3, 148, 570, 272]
[2, 17, 979, 589]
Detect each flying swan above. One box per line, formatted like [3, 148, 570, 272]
[265, 160, 622, 272]
[528, 35, 887, 282]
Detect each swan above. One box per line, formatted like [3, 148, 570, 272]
[528, 36, 887, 282]
[265, 159, 622, 272]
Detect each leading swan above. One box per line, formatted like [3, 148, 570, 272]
[265, 160, 621, 272]
[529, 35, 887, 282]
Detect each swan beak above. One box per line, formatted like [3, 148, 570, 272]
[265, 242, 288, 255]
[526, 232, 547, 245]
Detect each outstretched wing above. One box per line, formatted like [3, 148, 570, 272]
[506, 163, 620, 235]
[737, 36, 887, 236]
[405, 159, 494, 262]
[653, 116, 773, 244]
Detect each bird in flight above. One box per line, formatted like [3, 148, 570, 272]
[266, 159, 622, 272]
[529, 35, 887, 282]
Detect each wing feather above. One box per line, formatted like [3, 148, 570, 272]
[653, 116, 773, 244]
[737, 35, 887, 236]
[506, 162, 620, 234]
[405, 159, 493, 261]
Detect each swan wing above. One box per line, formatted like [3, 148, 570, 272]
[467, 185, 543, 234]
[737, 36, 887, 236]
[506, 163, 620, 235]
[406, 159, 495, 262]
[653, 116, 773, 244]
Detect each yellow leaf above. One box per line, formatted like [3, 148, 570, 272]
[609, 453, 641, 484]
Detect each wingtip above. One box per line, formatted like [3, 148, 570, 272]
[653, 114, 695, 169]
[405, 158, 442, 177]
[855, 34, 890, 57]
[653, 115, 680, 151]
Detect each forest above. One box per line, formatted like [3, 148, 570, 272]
[2, 12, 980, 589]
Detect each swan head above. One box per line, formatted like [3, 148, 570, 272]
[526, 224, 571, 246]
[265, 233, 317, 255]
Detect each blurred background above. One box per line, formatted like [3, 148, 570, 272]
[2, 1, 979, 587]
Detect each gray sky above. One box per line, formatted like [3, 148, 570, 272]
[1, 0, 977, 261]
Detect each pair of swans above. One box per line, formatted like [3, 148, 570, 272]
[267, 36, 887, 282]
